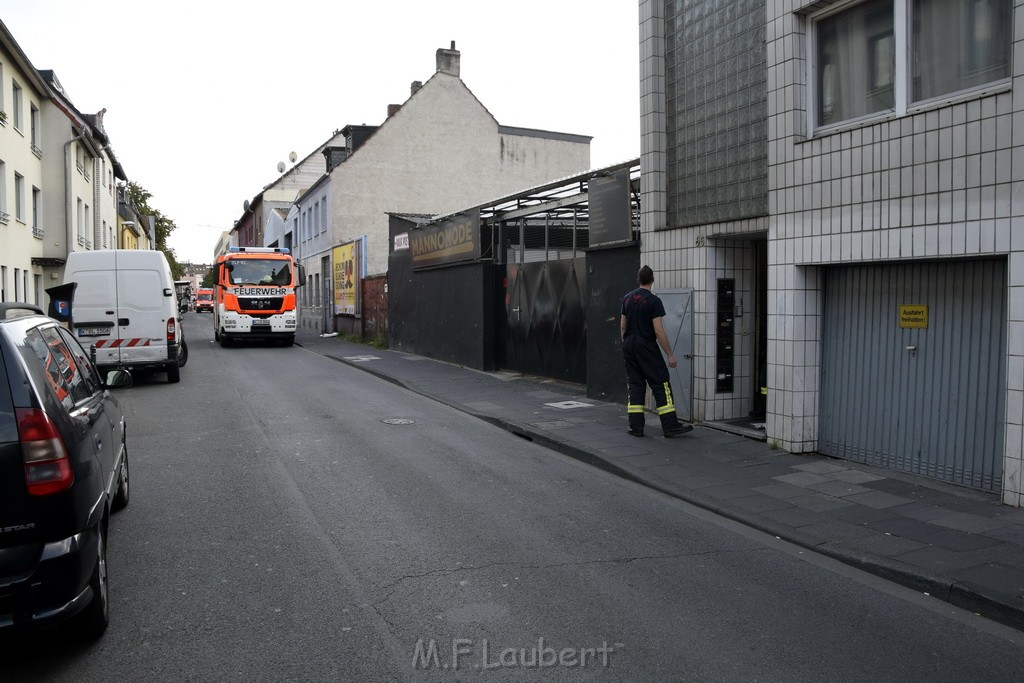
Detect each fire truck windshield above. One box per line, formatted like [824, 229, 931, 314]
[227, 259, 292, 286]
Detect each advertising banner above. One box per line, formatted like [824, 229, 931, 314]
[333, 243, 356, 315]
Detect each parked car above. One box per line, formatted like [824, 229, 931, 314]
[0, 303, 132, 638]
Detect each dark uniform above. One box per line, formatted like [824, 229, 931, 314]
[621, 287, 685, 435]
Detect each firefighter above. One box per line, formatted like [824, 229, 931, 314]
[620, 265, 692, 438]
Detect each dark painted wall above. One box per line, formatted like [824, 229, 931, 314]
[388, 216, 498, 370]
[585, 244, 641, 402]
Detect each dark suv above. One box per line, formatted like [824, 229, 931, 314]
[0, 303, 131, 638]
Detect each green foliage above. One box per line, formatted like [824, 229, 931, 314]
[200, 269, 214, 287]
[124, 181, 183, 279]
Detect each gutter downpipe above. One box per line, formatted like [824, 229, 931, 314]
[64, 129, 87, 257]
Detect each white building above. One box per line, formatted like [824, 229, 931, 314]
[325, 43, 592, 281]
[0, 21, 50, 305]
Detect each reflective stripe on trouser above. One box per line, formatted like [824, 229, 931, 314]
[623, 338, 682, 432]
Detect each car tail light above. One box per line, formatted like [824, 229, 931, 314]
[167, 318, 177, 343]
[16, 408, 74, 496]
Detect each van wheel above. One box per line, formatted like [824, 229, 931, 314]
[76, 523, 109, 639]
[167, 362, 181, 383]
[178, 340, 189, 367]
[214, 326, 220, 341]
[282, 335, 294, 347]
[219, 333, 232, 348]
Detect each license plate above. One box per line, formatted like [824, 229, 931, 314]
[78, 327, 112, 337]
[252, 321, 271, 328]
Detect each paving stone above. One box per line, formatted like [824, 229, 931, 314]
[793, 461, 851, 475]
[644, 465, 723, 490]
[754, 482, 811, 500]
[827, 505, 900, 525]
[826, 533, 929, 557]
[931, 512, 1013, 534]
[701, 485, 762, 501]
[616, 453, 677, 469]
[805, 481, 874, 498]
[842, 490, 914, 509]
[981, 524, 1024, 547]
[764, 507, 821, 528]
[893, 546, 991, 573]
[896, 503, 953, 523]
[730, 494, 794, 514]
[864, 478, 923, 495]
[867, 517, 1002, 551]
[830, 470, 888, 484]
[773, 472, 839, 487]
[788, 493, 856, 512]
[969, 542, 1024, 569]
[794, 520, 878, 544]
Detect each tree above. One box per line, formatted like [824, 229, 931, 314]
[201, 269, 214, 287]
[124, 181, 183, 279]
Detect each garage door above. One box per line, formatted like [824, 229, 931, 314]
[819, 260, 1006, 492]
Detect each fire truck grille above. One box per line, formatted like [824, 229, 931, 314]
[240, 297, 283, 312]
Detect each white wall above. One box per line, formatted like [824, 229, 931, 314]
[329, 72, 591, 276]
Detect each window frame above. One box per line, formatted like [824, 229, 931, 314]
[807, 0, 1011, 134]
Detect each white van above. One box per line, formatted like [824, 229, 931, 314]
[63, 250, 185, 383]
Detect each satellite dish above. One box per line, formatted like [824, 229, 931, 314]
[243, 199, 250, 213]
[288, 151, 298, 163]
[277, 161, 286, 173]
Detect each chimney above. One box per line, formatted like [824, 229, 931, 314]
[387, 104, 401, 118]
[435, 41, 460, 77]
[410, 81, 422, 96]
[323, 146, 349, 173]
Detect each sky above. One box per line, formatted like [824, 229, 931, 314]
[2, 0, 641, 264]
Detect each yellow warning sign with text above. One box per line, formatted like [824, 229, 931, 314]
[899, 305, 928, 328]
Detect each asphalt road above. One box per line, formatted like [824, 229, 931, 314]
[3, 313, 1023, 681]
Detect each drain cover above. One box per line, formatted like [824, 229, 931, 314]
[381, 418, 415, 425]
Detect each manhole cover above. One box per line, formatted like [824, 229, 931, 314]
[381, 418, 415, 425]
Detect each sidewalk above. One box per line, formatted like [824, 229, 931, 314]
[295, 329, 1024, 631]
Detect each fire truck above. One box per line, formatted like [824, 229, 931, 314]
[195, 288, 214, 313]
[213, 247, 302, 347]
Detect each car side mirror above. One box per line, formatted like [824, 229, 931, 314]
[104, 369, 133, 389]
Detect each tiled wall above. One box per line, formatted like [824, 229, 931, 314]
[766, 0, 1024, 505]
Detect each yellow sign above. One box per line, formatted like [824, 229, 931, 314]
[333, 243, 355, 315]
[899, 305, 928, 328]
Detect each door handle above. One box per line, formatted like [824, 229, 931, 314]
[118, 318, 129, 326]
[94, 435, 103, 451]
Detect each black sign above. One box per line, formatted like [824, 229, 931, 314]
[46, 283, 77, 326]
[410, 210, 481, 269]
[588, 170, 632, 247]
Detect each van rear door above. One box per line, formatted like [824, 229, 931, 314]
[67, 252, 121, 367]
[114, 252, 170, 365]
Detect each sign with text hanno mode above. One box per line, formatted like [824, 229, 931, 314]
[410, 210, 481, 269]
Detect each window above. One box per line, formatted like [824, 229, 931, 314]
[0, 266, 5, 301]
[813, 0, 1011, 128]
[314, 273, 321, 306]
[30, 104, 40, 152]
[11, 80, 22, 130]
[33, 274, 41, 306]
[0, 62, 5, 113]
[913, 0, 1011, 101]
[77, 198, 84, 243]
[0, 160, 7, 221]
[14, 268, 20, 300]
[14, 173, 24, 221]
[85, 204, 91, 242]
[32, 186, 40, 229]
